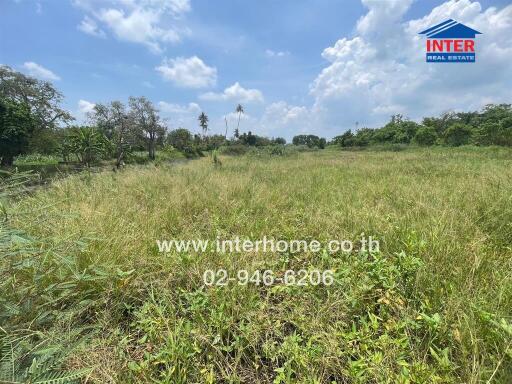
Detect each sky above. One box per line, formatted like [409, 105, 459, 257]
[1, 0, 511, 140]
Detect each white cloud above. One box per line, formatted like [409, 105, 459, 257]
[158, 101, 201, 115]
[76, 99, 96, 121]
[158, 101, 202, 130]
[73, 0, 190, 53]
[78, 16, 106, 37]
[258, 101, 315, 138]
[156, 56, 217, 88]
[200, 82, 264, 103]
[22, 62, 60, 81]
[265, 49, 290, 57]
[308, 0, 512, 134]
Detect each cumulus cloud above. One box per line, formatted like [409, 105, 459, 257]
[78, 16, 105, 37]
[156, 56, 216, 88]
[258, 101, 316, 138]
[158, 101, 201, 115]
[73, 0, 190, 53]
[76, 99, 96, 121]
[22, 62, 60, 81]
[200, 82, 264, 103]
[309, 0, 512, 134]
[158, 101, 202, 130]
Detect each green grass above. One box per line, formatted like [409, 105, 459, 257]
[13, 153, 61, 166]
[127, 148, 187, 164]
[2, 146, 512, 383]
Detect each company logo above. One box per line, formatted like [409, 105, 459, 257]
[419, 19, 482, 63]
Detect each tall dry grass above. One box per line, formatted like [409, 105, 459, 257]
[3, 146, 512, 383]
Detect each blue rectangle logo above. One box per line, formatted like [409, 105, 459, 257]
[426, 53, 475, 62]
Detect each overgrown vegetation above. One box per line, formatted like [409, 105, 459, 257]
[2, 147, 511, 382]
[0, 65, 291, 170]
[331, 105, 512, 148]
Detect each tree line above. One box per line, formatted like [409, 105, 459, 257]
[0, 66, 288, 167]
[330, 106, 512, 148]
[2, 64, 511, 167]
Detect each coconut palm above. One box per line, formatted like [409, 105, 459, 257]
[198, 112, 209, 137]
[235, 104, 244, 135]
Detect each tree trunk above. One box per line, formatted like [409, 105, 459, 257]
[148, 139, 155, 160]
[116, 149, 124, 168]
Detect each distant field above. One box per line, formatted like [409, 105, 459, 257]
[3, 147, 512, 383]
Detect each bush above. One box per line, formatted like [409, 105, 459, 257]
[167, 128, 193, 151]
[444, 123, 473, 146]
[414, 126, 438, 146]
[219, 144, 250, 156]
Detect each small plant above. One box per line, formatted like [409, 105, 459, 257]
[211, 149, 222, 166]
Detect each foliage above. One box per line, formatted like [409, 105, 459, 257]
[90, 101, 135, 167]
[198, 112, 209, 137]
[211, 149, 222, 166]
[331, 130, 355, 147]
[219, 143, 251, 156]
[0, 98, 35, 166]
[0, 65, 73, 129]
[414, 126, 438, 146]
[68, 126, 109, 166]
[235, 103, 244, 137]
[167, 128, 193, 151]
[14, 153, 60, 166]
[332, 104, 512, 149]
[292, 134, 326, 148]
[129, 96, 165, 161]
[443, 123, 472, 146]
[4, 148, 512, 382]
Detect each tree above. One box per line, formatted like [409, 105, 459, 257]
[0, 98, 35, 166]
[198, 112, 209, 138]
[129, 96, 164, 160]
[167, 128, 193, 151]
[246, 131, 256, 146]
[235, 104, 244, 135]
[373, 117, 419, 144]
[414, 126, 438, 146]
[332, 130, 354, 147]
[444, 123, 472, 146]
[206, 134, 227, 150]
[352, 128, 374, 147]
[91, 101, 133, 168]
[292, 134, 326, 148]
[0, 65, 72, 129]
[273, 137, 286, 145]
[234, 128, 240, 139]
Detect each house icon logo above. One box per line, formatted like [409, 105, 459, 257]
[419, 19, 482, 63]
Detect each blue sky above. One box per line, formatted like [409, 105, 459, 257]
[1, 0, 511, 140]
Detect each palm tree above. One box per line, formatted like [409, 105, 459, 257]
[235, 104, 244, 135]
[198, 112, 209, 137]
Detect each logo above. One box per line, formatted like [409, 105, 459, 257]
[419, 19, 481, 63]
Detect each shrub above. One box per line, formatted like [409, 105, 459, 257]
[444, 123, 473, 146]
[414, 126, 438, 146]
[219, 144, 250, 156]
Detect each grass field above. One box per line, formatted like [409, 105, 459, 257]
[2, 147, 512, 383]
